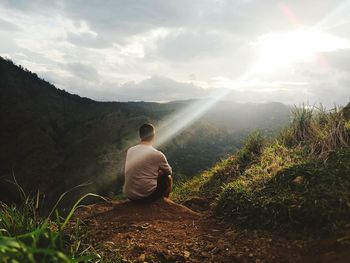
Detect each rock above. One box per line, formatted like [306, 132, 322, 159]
[292, 176, 304, 185]
[184, 250, 191, 258]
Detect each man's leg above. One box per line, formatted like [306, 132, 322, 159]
[164, 175, 172, 198]
[140, 173, 172, 202]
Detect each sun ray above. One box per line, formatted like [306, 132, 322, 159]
[153, 1, 350, 147]
[155, 70, 254, 147]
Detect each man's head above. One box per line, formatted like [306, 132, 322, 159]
[139, 123, 155, 143]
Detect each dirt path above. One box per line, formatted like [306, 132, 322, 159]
[76, 198, 350, 262]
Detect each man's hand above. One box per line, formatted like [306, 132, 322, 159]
[158, 169, 164, 177]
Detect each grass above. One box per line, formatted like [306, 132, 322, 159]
[215, 105, 350, 235]
[175, 104, 350, 235]
[0, 178, 120, 262]
[172, 131, 265, 202]
[172, 157, 234, 202]
[279, 105, 350, 158]
[216, 144, 350, 234]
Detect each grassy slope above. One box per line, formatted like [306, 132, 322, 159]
[216, 145, 350, 234]
[173, 105, 350, 235]
[172, 131, 264, 202]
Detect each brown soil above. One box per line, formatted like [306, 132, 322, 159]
[76, 198, 350, 263]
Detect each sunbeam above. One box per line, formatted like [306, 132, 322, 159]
[315, 0, 350, 30]
[152, 1, 350, 147]
[155, 70, 254, 147]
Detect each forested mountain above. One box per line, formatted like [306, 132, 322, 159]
[0, 57, 290, 206]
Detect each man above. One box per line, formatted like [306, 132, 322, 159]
[123, 123, 172, 201]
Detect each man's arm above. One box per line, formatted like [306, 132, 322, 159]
[158, 152, 172, 175]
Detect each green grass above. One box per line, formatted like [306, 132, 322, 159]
[172, 157, 234, 202]
[279, 105, 350, 158]
[172, 131, 265, 202]
[0, 179, 120, 262]
[216, 144, 350, 234]
[175, 104, 350, 235]
[215, 105, 350, 234]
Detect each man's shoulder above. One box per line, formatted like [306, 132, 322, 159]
[127, 145, 137, 152]
[128, 145, 139, 150]
[127, 144, 165, 157]
[152, 148, 167, 159]
[146, 146, 165, 158]
[127, 144, 159, 154]
[126, 145, 142, 156]
[144, 146, 165, 158]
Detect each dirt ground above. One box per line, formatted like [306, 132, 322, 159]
[76, 198, 350, 263]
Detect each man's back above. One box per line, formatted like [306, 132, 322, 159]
[123, 144, 171, 200]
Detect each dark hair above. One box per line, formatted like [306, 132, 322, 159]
[139, 123, 155, 141]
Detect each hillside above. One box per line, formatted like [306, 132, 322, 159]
[0, 57, 166, 206]
[0, 59, 349, 261]
[0, 57, 290, 207]
[174, 104, 350, 236]
[1, 105, 349, 262]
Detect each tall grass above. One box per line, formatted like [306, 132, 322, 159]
[279, 104, 350, 158]
[0, 178, 109, 262]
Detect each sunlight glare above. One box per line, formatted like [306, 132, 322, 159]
[253, 28, 350, 73]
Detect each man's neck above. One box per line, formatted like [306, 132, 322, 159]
[140, 141, 153, 146]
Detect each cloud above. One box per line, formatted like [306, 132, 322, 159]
[0, 0, 349, 106]
[0, 18, 20, 31]
[148, 28, 241, 61]
[120, 76, 207, 101]
[321, 49, 350, 72]
[64, 62, 100, 82]
[66, 32, 111, 49]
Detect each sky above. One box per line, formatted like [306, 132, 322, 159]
[0, 0, 349, 106]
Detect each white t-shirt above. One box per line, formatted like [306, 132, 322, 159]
[123, 144, 172, 200]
